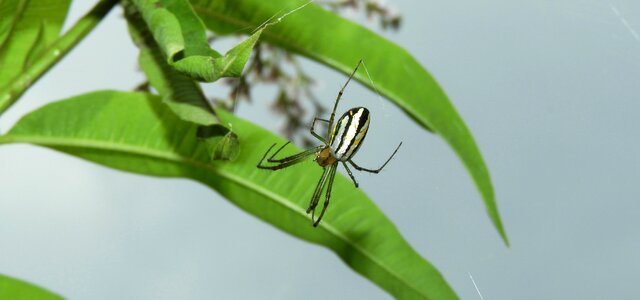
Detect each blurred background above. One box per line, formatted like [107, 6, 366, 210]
[1, 0, 639, 299]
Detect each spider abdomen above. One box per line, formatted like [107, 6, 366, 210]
[330, 107, 370, 161]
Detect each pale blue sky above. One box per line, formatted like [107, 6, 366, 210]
[1, 0, 639, 299]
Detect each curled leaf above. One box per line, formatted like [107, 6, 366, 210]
[129, 0, 261, 82]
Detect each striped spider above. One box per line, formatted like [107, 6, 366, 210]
[257, 60, 402, 227]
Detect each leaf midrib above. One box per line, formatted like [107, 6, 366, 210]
[0, 134, 428, 298]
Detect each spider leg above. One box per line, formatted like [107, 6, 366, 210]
[257, 143, 277, 166]
[349, 142, 402, 173]
[341, 162, 359, 188]
[257, 144, 320, 170]
[328, 59, 363, 131]
[313, 165, 338, 227]
[307, 166, 330, 214]
[266, 142, 291, 162]
[257, 153, 316, 170]
[268, 144, 323, 163]
[310, 117, 329, 143]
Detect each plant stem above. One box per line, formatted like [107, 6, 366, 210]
[0, 0, 119, 116]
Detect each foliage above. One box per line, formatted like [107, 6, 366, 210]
[0, 273, 62, 300]
[0, 0, 508, 298]
[0, 90, 458, 299]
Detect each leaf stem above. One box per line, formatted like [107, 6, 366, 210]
[0, 0, 119, 116]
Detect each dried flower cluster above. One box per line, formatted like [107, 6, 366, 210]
[323, 0, 401, 30]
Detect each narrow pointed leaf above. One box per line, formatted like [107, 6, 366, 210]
[0, 90, 458, 299]
[0, 1, 26, 47]
[0, 0, 71, 86]
[191, 0, 509, 244]
[0, 273, 63, 300]
[0, 0, 118, 115]
[23, 21, 47, 69]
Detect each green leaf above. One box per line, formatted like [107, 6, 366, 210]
[140, 46, 217, 125]
[130, 0, 196, 61]
[0, 90, 458, 299]
[23, 21, 47, 69]
[0, 0, 71, 87]
[126, 1, 217, 126]
[0, 1, 25, 47]
[191, 0, 509, 245]
[0, 0, 118, 115]
[0, 273, 63, 300]
[129, 0, 261, 82]
[174, 28, 261, 79]
[126, 5, 237, 160]
[197, 124, 239, 161]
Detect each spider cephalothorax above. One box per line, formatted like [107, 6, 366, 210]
[315, 147, 337, 167]
[257, 60, 402, 226]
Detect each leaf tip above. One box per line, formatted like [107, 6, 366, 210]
[499, 228, 510, 248]
[490, 211, 510, 247]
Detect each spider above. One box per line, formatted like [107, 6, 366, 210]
[257, 60, 402, 227]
